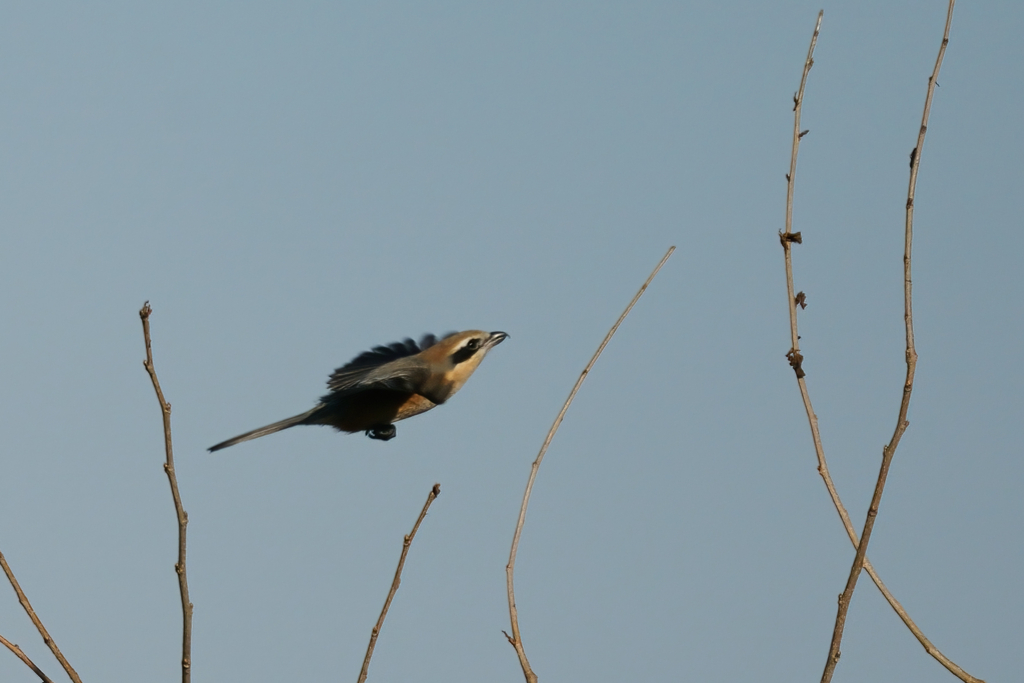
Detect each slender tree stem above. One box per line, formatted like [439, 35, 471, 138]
[819, 3, 957, 681]
[139, 303, 193, 683]
[504, 247, 675, 683]
[357, 483, 441, 683]
[0, 630, 56, 683]
[0, 551, 81, 683]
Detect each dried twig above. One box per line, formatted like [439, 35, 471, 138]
[139, 303, 193, 683]
[780, 8, 980, 683]
[818, 4, 957, 681]
[504, 246, 675, 683]
[0, 551, 81, 683]
[357, 483, 441, 683]
[0, 631, 56, 683]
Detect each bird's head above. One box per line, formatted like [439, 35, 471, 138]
[420, 330, 507, 398]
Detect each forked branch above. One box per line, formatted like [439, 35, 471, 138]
[139, 303, 193, 683]
[504, 246, 675, 683]
[357, 483, 441, 683]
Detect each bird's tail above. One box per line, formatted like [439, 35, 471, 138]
[208, 408, 319, 452]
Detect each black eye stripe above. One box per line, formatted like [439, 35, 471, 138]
[450, 340, 481, 365]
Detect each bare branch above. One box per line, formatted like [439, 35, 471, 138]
[505, 246, 675, 683]
[780, 10, 821, 349]
[779, 8, 980, 682]
[139, 302, 193, 683]
[819, 3, 959, 681]
[357, 483, 441, 683]
[0, 551, 81, 683]
[0, 631, 56, 683]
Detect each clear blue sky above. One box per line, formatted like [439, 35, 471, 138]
[1, 1, 1020, 681]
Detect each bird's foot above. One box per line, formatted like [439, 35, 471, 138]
[366, 424, 397, 441]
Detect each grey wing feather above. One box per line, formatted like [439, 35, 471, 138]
[325, 333, 452, 395]
[325, 356, 431, 398]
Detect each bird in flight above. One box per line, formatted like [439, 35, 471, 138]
[209, 330, 507, 452]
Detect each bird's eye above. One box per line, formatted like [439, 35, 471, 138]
[465, 338, 480, 350]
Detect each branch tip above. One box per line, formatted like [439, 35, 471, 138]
[358, 484, 441, 683]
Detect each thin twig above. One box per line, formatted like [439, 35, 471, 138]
[504, 246, 675, 683]
[357, 483, 441, 683]
[780, 10, 822, 377]
[139, 302, 193, 683]
[819, 3, 957, 682]
[0, 631, 56, 683]
[780, 8, 980, 683]
[0, 551, 81, 683]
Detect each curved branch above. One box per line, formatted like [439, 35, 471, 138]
[504, 246, 675, 683]
[819, 3, 962, 681]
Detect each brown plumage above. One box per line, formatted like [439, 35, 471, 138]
[208, 330, 507, 451]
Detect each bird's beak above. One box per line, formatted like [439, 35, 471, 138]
[486, 331, 509, 348]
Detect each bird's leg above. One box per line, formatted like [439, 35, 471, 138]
[366, 424, 397, 441]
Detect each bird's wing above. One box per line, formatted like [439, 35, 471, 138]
[324, 334, 451, 396]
